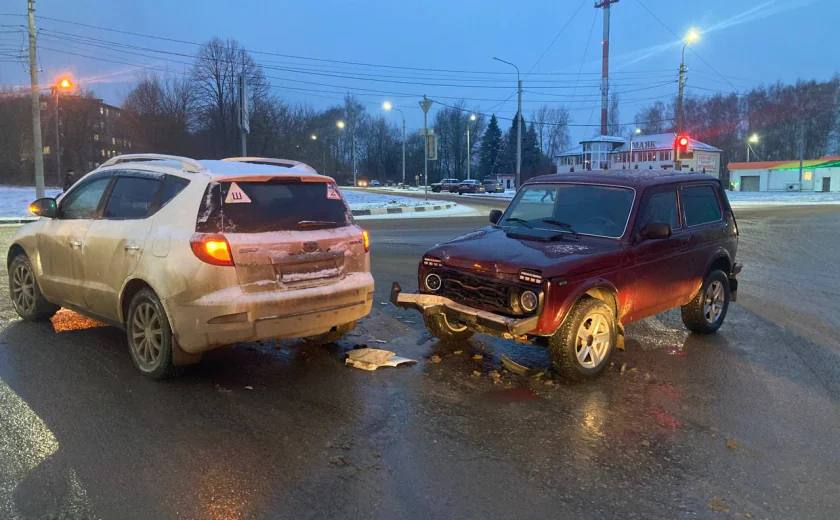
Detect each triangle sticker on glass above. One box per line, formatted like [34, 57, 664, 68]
[225, 182, 252, 204]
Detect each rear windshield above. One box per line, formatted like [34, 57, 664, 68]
[196, 180, 352, 233]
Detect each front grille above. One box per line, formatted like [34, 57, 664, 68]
[435, 268, 517, 316]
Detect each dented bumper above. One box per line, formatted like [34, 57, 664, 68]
[390, 282, 539, 337]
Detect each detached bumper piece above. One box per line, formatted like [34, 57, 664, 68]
[729, 263, 742, 302]
[390, 282, 538, 336]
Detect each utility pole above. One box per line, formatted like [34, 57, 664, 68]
[27, 0, 45, 198]
[595, 0, 619, 136]
[53, 87, 61, 185]
[420, 95, 433, 200]
[493, 57, 522, 188]
[677, 49, 687, 136]
[238, 51, 249, 156]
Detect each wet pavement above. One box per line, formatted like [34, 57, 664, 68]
[1, 206, 839, 519]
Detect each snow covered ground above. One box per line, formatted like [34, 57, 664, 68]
[0, 186, 62, 217]
[724, 191, 840, 206]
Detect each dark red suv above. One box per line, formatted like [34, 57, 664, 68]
[392, 170, 741, 379]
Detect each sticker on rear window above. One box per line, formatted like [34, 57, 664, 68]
[326, 183, 342, 200]
[225, 182, 252, 204]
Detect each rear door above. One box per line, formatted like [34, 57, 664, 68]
[36, 173, 114, 307]
[680, 183, 728, 286]
[196, 179, 366, 292]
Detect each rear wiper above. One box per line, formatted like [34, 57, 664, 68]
[297, 220, 338, 228]
[503, 217, 534, 229]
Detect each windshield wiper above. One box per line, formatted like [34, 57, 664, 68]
[502, 217, 534, 229]
[297, 220, 338, 229]
[541, 219, 579, 234]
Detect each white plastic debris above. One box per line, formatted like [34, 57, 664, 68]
[345, 348, 416, 371]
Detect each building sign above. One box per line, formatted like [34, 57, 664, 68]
[696, 152, 717, 170]
[632, 141, 658, 150]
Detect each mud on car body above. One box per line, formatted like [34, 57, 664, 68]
[393, 170, 740, 380]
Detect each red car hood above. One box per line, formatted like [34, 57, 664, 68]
[425, 226, 624, 279]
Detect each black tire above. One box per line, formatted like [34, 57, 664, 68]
[424, 313, 474, 343]
[303, 321, 356, 345]
[126, 288, 175, 379]
[681, 269, 730, 334]
[8, 254, 58, 321]
[549, 297, 616, 380]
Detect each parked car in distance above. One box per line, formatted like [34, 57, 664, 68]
[481, 178, 503, 193]
[392, 170, 740, 380]
[454, 179, 485, 194]
[9, 154, 374, 379]
[370, 180, 382, 187]
[431, 178, 461, 193]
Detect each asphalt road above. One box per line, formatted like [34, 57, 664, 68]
[1, 205, 839, 519]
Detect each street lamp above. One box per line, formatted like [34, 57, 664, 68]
[310, 134, 317, 140]
[629, 127, 642, 168]
[493, 57, 522, 188]
[747, 133, 759, 162]
[676, 28, 700, 170]
[336, 119, 356, 186]
[382, 100, 406, 186]
[466, 113, 477, 180]
[52, 75, 74, 188]
[336, 120, 345, 129]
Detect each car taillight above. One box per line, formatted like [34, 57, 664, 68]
[362, 230, 370, 252]
[190, 234, 234, 266]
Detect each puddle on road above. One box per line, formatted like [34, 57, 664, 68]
[482, 387, 540, 402]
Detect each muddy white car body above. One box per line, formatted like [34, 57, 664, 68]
[8, 154, 374, 377]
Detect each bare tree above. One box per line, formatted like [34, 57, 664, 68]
[532, 105, 570, 158]
[122, 74, 195, 154]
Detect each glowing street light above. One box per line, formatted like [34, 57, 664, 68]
[336, 120, 345, 129]
[57, 77, 74, 91]
[466, 113, 477, 179]
[748, 133, 759, 144]
[382, 100, 406, 185]
[310, 134, 318, 140]
[747, 133, 760, 162]
[52, 75, 75, 187]
[676, 28, 701, 169]
[684, 27, 701, 46]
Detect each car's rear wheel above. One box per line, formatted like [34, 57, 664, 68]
[9, 254, 58, 321]
[549, 297, 616, 380]
[303, 321, 357, 345]
[424, 313, 474, 343]
[681, 269, 730, 334]
[126, 288, 175, 379]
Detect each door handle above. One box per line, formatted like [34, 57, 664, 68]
[124, 244, 141, 251]
[69, 240, 83, 248]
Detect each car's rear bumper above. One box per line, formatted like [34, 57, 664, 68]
[390, 282, 538, 336]
[169, 272, 374, 353]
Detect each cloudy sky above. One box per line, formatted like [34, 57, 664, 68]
[0, 0, 835, 141]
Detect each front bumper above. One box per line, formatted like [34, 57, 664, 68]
[390, 282, 539, 336]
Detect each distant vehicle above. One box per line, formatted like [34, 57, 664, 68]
[454, 179, 485, 194]
[9, 154, 373, 379]
[431, 178, 460, 193]
[370, 180, 381, 187]
[481, 178, 503, 193]
[356, 179, 369, 187]
[393, 170, 740, 380]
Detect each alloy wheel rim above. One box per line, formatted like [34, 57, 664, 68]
[130, 301, 164, 370]
[575, 312, 611, 368]
[703, 281, 725, 324]
[11, 263, 36, 314]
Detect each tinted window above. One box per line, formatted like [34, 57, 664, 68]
[638, 189, 679, 231]
[682, 185, 722, 226]
[104, 176, 161, 219]
[159, 175, 190, 207]
[60, 177, 111, 219]
[196, 181, 352, 233]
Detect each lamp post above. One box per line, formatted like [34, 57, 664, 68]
[747, 133, 759, 162]
[466, 113, 477, 180]
[629, 127, 641, 169]
[382, 101, 406, 185]
[493, 57, 522, 188]
[52, 76, 74, 188]
[676, 28, 700, 136]
[337, 119, 356, 185]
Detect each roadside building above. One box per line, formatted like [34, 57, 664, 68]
[555, 133, 722, 177]
[728, 157, 840, 192]
[495, 174, 516, 190]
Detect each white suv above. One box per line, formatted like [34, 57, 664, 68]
[8, 154, 374, 378]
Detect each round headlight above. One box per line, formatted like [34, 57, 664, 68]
[520, 290, 538, 312]
[424, 273, 442, 292]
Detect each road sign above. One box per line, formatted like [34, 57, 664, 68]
[238, 74, 250, 134]
[425, 131, 438, 161]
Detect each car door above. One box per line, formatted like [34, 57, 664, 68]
[81, 171, 168, 321]
[679, 183, 728, 288]
[625, 185, 691, 320]
[36, 174, 114, 307]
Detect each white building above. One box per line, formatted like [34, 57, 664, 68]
[728, 158, 840, 192]
[555, 133, 722, 177]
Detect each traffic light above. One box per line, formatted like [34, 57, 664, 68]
[674, 134, 693, 160]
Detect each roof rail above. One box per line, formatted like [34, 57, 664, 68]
[101, 154, 205, 173]
[222, 157, 317, 174]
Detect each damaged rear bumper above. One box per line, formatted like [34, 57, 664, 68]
[390, 281, 539, 337]
[730, 263, 742, 301]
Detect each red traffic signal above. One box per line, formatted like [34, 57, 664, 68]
[674, 134, 692, 160]
[678, 136, 689, 147]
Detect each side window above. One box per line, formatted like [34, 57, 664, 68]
[682, 185, 722, 226]
[103, 176, 162, 220]
[59, 177, 112, 219]
[159, 175, 190, 208]
[638, 189, 679, 231]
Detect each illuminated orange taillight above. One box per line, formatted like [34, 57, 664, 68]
[362, 230, 370, 252]
[190, 234, 234, 266]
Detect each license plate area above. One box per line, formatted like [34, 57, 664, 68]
[275, 253, 344, 285]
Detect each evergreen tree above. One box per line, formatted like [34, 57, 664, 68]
[500, 112, 526, 173]
[522, 123, 542, 180]
[478, 114, 503, 178]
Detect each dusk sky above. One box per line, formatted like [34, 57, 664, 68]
[1, 0, 836, 142]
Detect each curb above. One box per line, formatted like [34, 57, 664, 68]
[351, 202, 455, 216]
[0, 217, 36, 225]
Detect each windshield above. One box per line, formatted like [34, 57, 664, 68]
[196, 180, 352, 233]
[500, 183, 635, 238]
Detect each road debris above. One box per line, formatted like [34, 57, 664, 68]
[725, 438, 738, 450]
[620, 362, 629, 374]
[707, 497, 730, 513]
[472, 354, 484, 361]
[345, 347, 416, 371]
[500, 354, 530, 376]
[453, 350, 463, 355]
[471, 370, 482, 377]
[489, 370, 502, 383]
[430, 354, 442, 364]
[244, 386, 254, 390]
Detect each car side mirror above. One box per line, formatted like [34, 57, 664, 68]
[639, 222, 671, 240]
[29, 198, 57, 218]
[489, 209, 503, 224]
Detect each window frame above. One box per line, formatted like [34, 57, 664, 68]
[99, 170, 189, 221]
[634, 184, 683, 236]
[679, 182, 724, 228]
[57, 172, 115, 220]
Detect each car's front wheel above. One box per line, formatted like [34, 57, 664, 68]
[9, 254, 58, 321]
[681, 269, 730, 334]
[549, 297, 616, 380]
[126, 288, 175, 379]
[424, 313, 474, 343]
